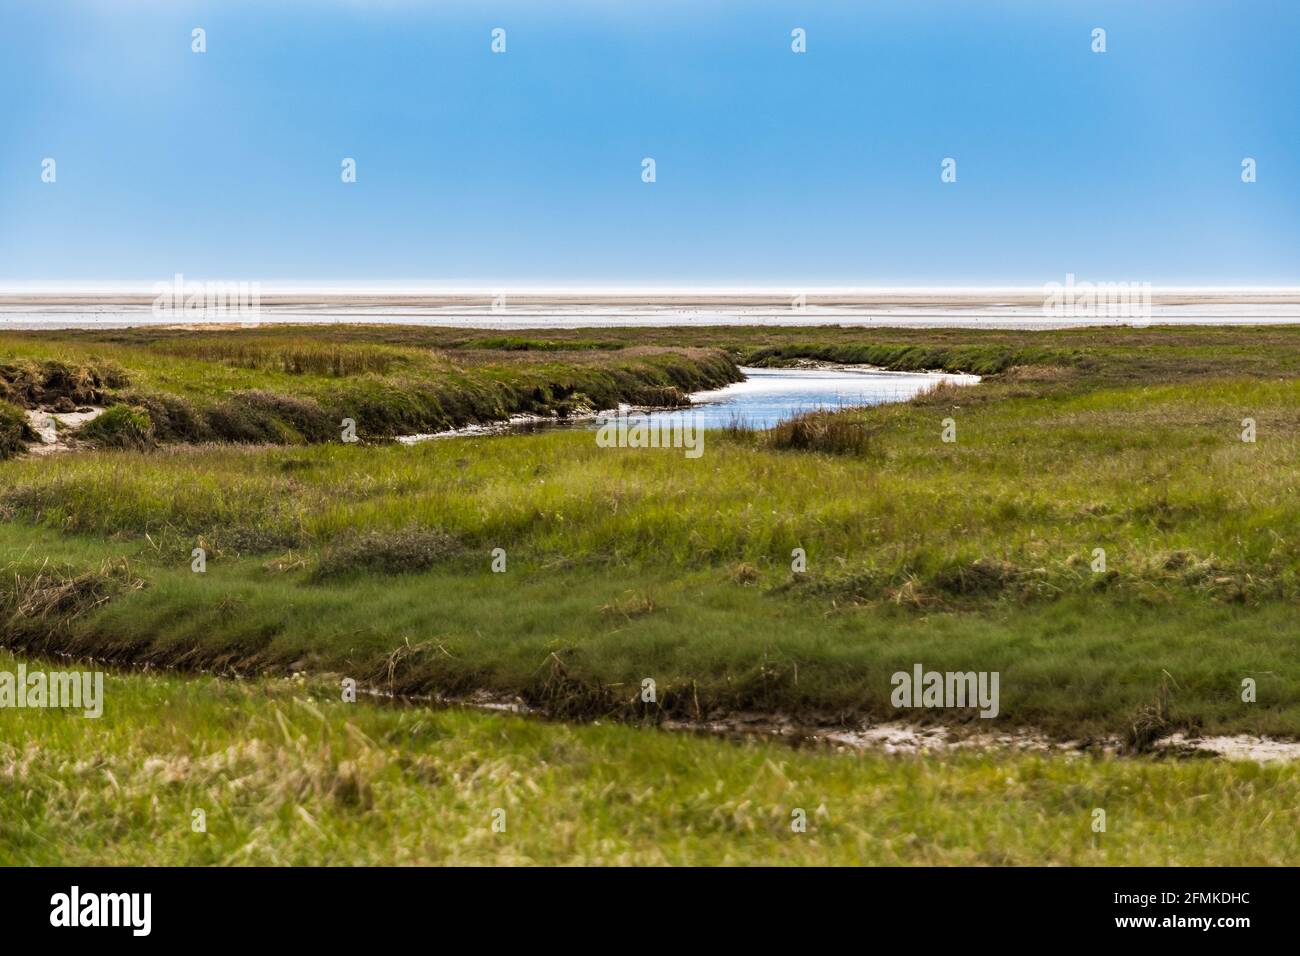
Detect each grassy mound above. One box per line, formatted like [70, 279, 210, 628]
[0, 400, 36, 460]
[78, 405, 155, 449]
[0, 358, 128, 408]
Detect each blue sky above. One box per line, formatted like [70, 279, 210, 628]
[1, 0, 1296, 286]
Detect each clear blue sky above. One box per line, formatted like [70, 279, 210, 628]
[1, 0, 1296, 286]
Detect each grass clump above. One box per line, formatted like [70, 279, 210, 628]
[0, 559, 145, 638]
[78, 404, 155, 449]
[310, 526, 460, 581]
[721, 408, 875, 455]
[0, 358, 127, 408]
[627, 385, 690, 407]
[204, 390, 334, 444]
[768, 409, 873, 455]
[932, 558, 1024, 597]
[118, 391, 208, 442]
[1124, 675, 1179, 753]
[0, 400, 36, 460]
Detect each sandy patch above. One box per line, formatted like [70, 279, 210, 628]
[22, 406, 105, 456]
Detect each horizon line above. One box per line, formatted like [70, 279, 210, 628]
[3, 282, 1300, 298]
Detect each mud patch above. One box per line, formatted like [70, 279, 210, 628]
[659, 714, 1298, 764]
[662, 714, 1085, 756]
[1157, 733, 1300, 764]
[364, 683, 1300, 765]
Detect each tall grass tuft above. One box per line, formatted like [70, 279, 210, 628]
[768, 409, 873, 455]
[909, 378, 966, 405]
[0, 558, 145, 634]
[158, 339, 411, 377]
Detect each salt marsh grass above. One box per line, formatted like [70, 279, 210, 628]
[2, 326, 1300, 738]
[2, 658, 1296, 866]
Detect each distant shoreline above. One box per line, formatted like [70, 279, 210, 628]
[3, 288, 1300, 308]
[3, 294, 1300, 331]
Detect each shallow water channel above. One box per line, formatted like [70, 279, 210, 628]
[401, 365, 979, 443]
[634, 365, 979, 430]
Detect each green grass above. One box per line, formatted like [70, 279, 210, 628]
[78, 403, 155, 449]
[2, 325, 1300, 740]
[2, 654, 1295, 865]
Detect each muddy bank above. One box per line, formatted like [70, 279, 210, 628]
[662, 714, 1300, 764]
[370, 683, 1300, 764]
[10, 627, 1300, 766]
[8, 646, 1297, 764]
